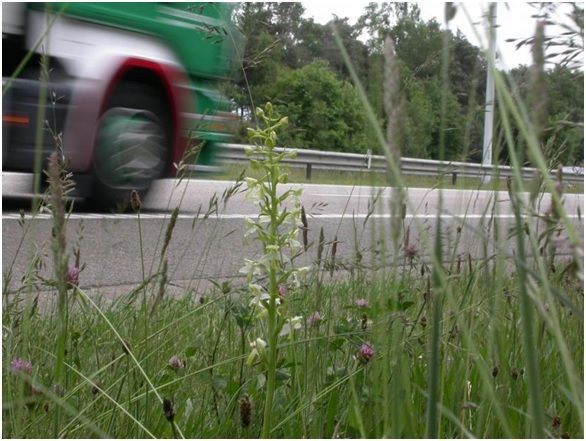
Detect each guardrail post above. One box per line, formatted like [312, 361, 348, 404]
[306, 163, 312, 180]
[366, 149, 372, 169]
[452, 172, 457, 186]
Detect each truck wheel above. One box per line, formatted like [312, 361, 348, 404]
[92, 82, 171, 210]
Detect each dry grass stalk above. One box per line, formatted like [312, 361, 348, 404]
[317, 226, 325, 266]
[530, 21, 547, 146]
[383, 35, 407, 256]
[301, 205, 308, 251]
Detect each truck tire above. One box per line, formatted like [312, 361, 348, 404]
[92, 81, 171, 210]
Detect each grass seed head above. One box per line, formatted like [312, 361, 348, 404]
[424, 278, 431, 304]
[301, 205, 308, 251]
[130, 190, 142, 212]
[332, 236, 338, 260]
[492, 366, 499, 378]
[239, 394, 252, 428]
[121, 339, 132, 355]
[163, 398, 175, 422]
[162, 207, 180, 256]
[361, 313, 368, 331]
[317, 227, 324, 264]
[91, 381, 101, 395]
[552, 416, 561, 429]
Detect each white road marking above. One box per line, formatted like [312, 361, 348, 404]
[3, 213, 582, 221]
[178, 178, 518, 195]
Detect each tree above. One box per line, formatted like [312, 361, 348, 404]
[261, 60, 369, 152]
[495, 65, 583, 166]
[225, 1, 582, 166]
[356, 4, 480, 160]
[543, 66, 584, 165]
[327, 17, 369, 81]
[356, 2, 421, 53]
[230, 3, 308, 115]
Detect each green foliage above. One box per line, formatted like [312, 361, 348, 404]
[496, 65, 584, 166]
[356, 2, 422, 53]
[544, 66, 584, 165]
[3, 270, 583, 438]
[402, 74, 435, 158]
[357, 6, 485, 161]
[229, 2, 582, 166]
[263, 61, 369, 152]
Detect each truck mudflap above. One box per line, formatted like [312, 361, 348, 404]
[2, 77, 72, 171]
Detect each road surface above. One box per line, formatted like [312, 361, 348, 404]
[2, 178, 583, 298]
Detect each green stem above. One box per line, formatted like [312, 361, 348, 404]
[513, 197, 545, 438]
[261, 149, 279, 438]
[262, 295, 278, 438]
[137, 211, 150, 433]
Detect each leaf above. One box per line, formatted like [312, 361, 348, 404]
[212, 376, 228, 391]
[276, 368, 291, 383]
[226, 380, 241, 396]
[333, 322, 353, 334]
[328, 338, 345, 351]
[398, 300, 415, 311]
[185, 346, 197, 358]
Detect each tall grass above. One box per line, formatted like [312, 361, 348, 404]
[2, 3, 583, 439]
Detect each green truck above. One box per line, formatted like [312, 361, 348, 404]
[2, 2, 241, 207]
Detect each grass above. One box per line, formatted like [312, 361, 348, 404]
[202, 162, 585, 194]
[3, 266, 583, 438]
[2, 3, 584, 439]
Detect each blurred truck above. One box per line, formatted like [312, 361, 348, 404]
[2, 2, 241, 208]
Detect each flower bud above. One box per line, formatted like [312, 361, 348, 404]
[67, 265, 80, 287]
[168, 355, 185, 370]
[357, 343, 375, 363]
[356, 298, 368, 308]
[10, 358, 32, 376]
[307, 311, 321, 327]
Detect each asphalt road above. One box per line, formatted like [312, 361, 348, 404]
[2, 178, 583, 297]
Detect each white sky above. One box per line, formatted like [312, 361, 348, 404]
[302, 2, 582, 70]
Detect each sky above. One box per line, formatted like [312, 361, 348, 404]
[301, 2, 582, 70]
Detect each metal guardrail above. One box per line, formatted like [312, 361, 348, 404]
[214, 143, 584, 184]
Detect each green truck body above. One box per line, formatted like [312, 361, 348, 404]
[3, 2, 242, 206]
